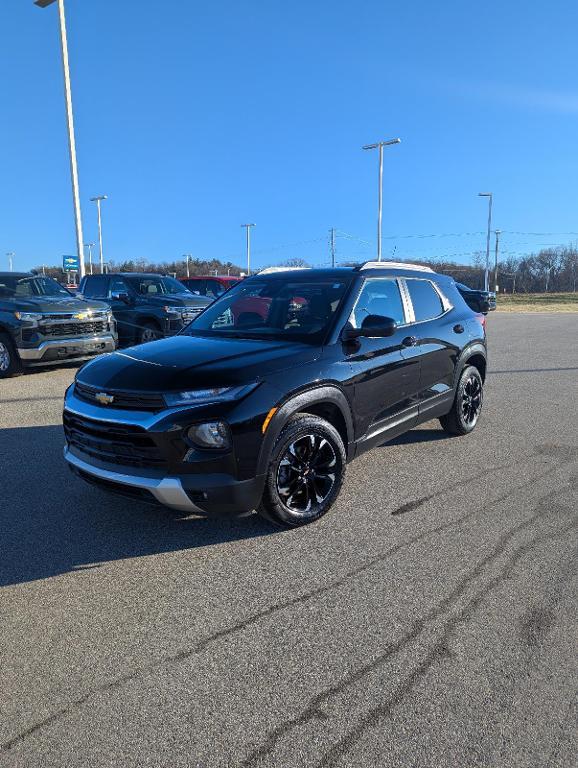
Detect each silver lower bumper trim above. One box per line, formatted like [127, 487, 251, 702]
[64, 447, 202, 513]
[18, 335, 116, 361]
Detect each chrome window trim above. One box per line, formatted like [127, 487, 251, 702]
[349, 277, 410, 329]
[401, 277, 454, 326]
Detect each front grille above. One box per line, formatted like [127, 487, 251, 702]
[41, 320, 106, 337]
[75, 381, 166, 411]
[64, 411, 166, 468]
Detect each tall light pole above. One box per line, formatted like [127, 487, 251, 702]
[478, 192, 493, 291]
[329, 227, 336, 268]
[241, 223, 256, 275]
[493, 229, 501, 293]
[90, 195, 107, 273]
[84, 242, 95, 275]
[6, 252, 15, 272]
[35, 0, 85, 279]
[183, 254, 193, 278]
[362, 138, 401, 261]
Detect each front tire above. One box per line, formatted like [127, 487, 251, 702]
[258, 414, 346, 527]
[138, 322, 162, 344]
[0, 333, 23, 378]
[440, 364, 483, 435]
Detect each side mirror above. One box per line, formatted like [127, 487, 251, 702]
[342, 314, 397, 341]
[111, 290, 131, 304]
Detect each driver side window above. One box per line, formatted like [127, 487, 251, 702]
[351, 278, 405, 328]
[108, 278, 129, 298]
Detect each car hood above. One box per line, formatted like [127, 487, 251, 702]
[8, 296, 109, 313]
[77, 334, 320, 392]
[139, 293, 213, 309]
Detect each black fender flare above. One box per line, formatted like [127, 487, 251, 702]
[454, 342, 487, 387]
[256, 385, 355, 475]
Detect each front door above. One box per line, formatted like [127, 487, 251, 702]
[107, 277, 134, 344]
[346, 277, 421, 448]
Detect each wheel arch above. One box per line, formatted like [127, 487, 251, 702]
[256, 385, 355, 475]
[455, 342, 487, 385]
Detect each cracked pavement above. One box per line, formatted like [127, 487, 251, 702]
[1, 313, 577, 767]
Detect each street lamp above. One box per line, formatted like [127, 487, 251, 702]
[84, 242, 95, 275]
[478, 192, 493, 292]
[6, 252, 15, 272]
[90, 195, 107, 273]
[35, 0, 85, 279]
[240, 223, 256, 275]
[183, 254, 193, 278]
[362, 138, 401, 261]
[493, 229, 501, 293]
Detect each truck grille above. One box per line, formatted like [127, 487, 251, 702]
[63, 411, 166, 468]
[41, 320, 106, 337]
[74, 382, 166, 411]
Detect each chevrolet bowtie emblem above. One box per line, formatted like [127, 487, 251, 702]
[95, 392, 114, 405]
[74, 311, 91, 320]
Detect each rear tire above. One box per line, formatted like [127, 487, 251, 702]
[258, 414, 346, 527]
[440, 364, 483, 436]
[0, 333, 23, 378]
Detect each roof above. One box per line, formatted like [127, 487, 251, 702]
[85, 272, 170, 278]
[0, 272, 33, 278]
[357, 260, 434, 273]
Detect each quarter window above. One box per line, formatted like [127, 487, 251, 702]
[406, 280, 444, 322]
[351, 278, 405, 328]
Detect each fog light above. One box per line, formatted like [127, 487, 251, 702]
[186, 421, 230, 449]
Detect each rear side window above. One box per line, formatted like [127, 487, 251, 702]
[81, 275, 108, 298]
[406, 279, 444, 322]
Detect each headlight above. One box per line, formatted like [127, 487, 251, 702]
[186, 421, 230, 449]
[14, 311, 43, 325]
[163, 306, 184, 315]
[163, 382, 258, 407]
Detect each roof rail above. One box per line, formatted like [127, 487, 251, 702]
[258, 266, 311, 274]
[358, 261, 435, 273]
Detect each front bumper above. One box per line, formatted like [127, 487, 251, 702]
[64, 446, 265, 515]
[18, 334, 116, 364]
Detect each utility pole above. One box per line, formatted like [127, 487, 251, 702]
[35, 0, 86, 279]
[90, 195, 107, 273]
[478, 192, 493, 292]
[329, 228, 336, 267]
[6, 252, 14, 272]
[493, 229, 501, 293]
[240, 223, 256, 275]
[84, 242, 95, 275]
[183, 254, 192, 278]
[362, 138, 401, 261]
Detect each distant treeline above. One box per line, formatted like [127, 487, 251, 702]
[34, 245, 578, 293]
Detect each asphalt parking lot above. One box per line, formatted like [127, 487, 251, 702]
[1, 313, 577, 768]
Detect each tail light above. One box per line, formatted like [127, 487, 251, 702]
[477, 313, 487, 333]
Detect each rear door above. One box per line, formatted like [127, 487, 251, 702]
[346, 277, 421, 445]
[402, 277, 461, 418]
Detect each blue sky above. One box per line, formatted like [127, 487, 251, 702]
[2, 0, 578, 272]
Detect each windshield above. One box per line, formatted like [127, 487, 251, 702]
[126, 275, 190, 296]
[183, 276, 352, 343]
[0, 275, 71, 298]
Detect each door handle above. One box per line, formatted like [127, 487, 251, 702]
[402, 335, 418, 347]
[453, 324, 465, 334]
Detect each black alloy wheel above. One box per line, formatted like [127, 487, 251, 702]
[440, 364, 484, 436]
[259, 414, 346, 526]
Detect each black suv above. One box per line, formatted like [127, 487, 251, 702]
[63, 263, 487, 526]
[78, 272, 212, 346]
[0, 272, 116, 377]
